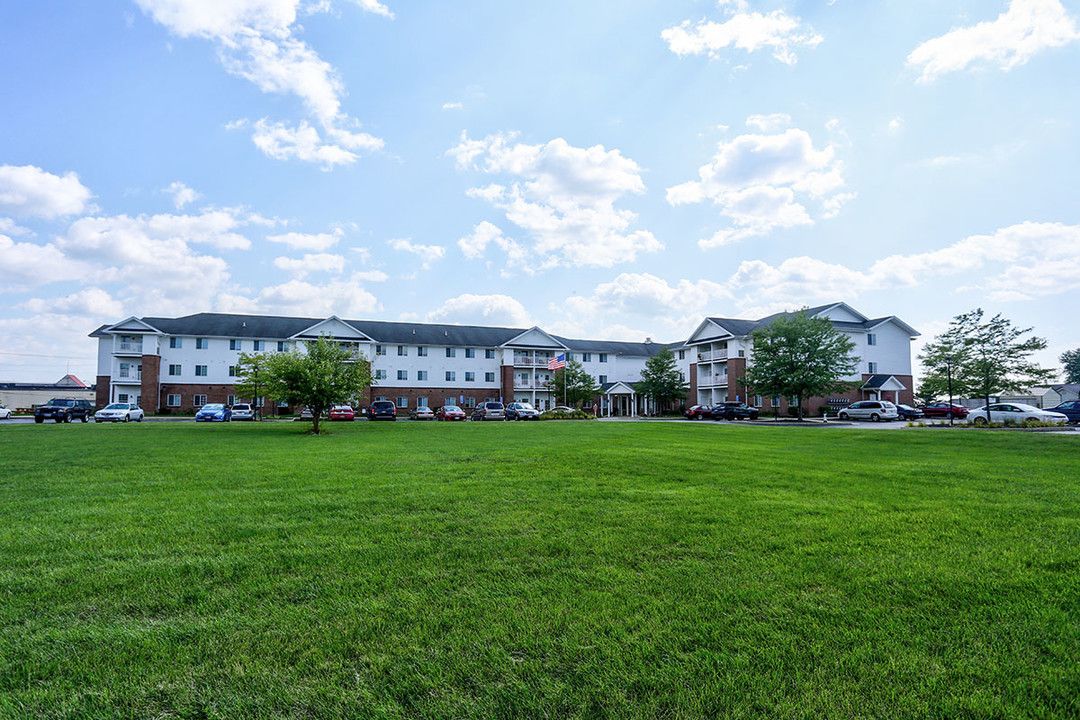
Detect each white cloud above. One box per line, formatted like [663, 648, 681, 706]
[267, 228, 342, 251]
[0, 233, 88, 291]
[746, 113, 791, 132]
[667, 123, 853, 248]
[448, 132, 662, 269]
[218, 273, 382, 316]
[426, 293, 532, 327]
[389, 238, 446, 272]
[0, 165, 93, 219]
[165, 181, 199, 209]
[908, 0, 1080, 83]
[662, 2, 823, 65]
[887, 117, 904, 134]
[442, 101, 463, 110]
[19, 287, 124, 318]
[273, 252, 345, 278]
[135, 0, 388, 166]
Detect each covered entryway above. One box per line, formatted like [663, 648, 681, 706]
[862, 375, 906, 403]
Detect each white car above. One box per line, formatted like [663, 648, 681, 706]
[837, 400, 899, 422]
[0, 405, 11, 420]
[231, 403, 254, 421]
[94, 403, 145, 423]
[968, 403, 1068, 425]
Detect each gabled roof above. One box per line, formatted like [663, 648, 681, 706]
[103, 316, 165, 335]
[600, 380, 638, 394]
[861, 374, 907, 391]
[502, 326, 567, 349]
[690, 303, 919, 343]
[290, 316, 372, 341]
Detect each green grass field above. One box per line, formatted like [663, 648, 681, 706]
[1, 421, 1077, 719]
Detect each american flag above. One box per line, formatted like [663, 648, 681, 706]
[547, 353, 566, 370]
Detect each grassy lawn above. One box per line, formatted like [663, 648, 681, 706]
[0, 421, 1077, 719]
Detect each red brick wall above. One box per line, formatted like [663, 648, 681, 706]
[95, 376, 111, 409]
[140, 354, 161, 412]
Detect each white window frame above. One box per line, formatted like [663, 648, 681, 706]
[167, 394, 181, 407]
[485, 372, 495, 383]
[195, 365, 208, 377]
[417, 370, 428, 381]
[417, 346, 428, 357]
[169, 364, 182, 376]
[446, 371, 456, 382]
[465, 372, 475, 382]
[194, 394, 208, 407]
[397, 370, 408, 380]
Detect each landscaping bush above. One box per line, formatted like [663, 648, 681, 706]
[539, 409, 595, 421]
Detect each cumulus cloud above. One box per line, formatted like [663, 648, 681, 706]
[908, 0, 1080, 83]
[448, 132, 661, 269]
[667, 123, 852, 248]
[389, 238, 446, 272]
[662, 0, 823, 65]
[746, 113, 791, 132]
[134, 0, 388, 166]
[0, 232, 89, 291]
[165, 181, 199, 209]
[19, 287, 124, 318]
[0, 165, 93, 219]
[218, 273, 383, 316]
[273, 252, 345, 278]
[267, 228, 342, 251]
[426, 293, 532, 327]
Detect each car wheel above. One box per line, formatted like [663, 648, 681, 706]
[839, 412, 849, 420]
[124, 414, 130, 422]
[973, 416, 988, 426]
[35, 417, 43, 423]
[137, 416, 143, 422]
[81, 415, 88, 423]
[945, 412, 954, 420]
[725, 413, 736, 421]
[871, 414, 880, 422]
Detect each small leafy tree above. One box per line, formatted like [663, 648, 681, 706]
[635, 347, 688, 413]
[233, 351, 272, 419]
[245, 335, 372, 434]
[546, 358, 600, 409]
[1062, 348, 1080, 384]
[741, 311, 858, 420]
[918, 309, 1054, 423]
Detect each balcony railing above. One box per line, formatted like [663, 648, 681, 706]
[117, 372, 142, 382]
[513, 356, 552, 367]
[116, 341, 143, 354]
[697, 350, 728, 362]
[697, 375, 729, 388]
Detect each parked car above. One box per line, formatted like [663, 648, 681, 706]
[231, 403, 254, 421]
[472, 401, 506, 421]
[368, 400, 397, 421]
[435, 405, 466, 421]
[94, 403, 144, 423]
[329, 405, 355, 421]
[712, 402, 760, 421]
[34, 398, 93, 423]
[895, 404, 924, 421]
[409, 406, 435, 420]
[195, 403, 232, 422]
[1049, 400, 1080, 424]
[968, 403, 1068, 425]
[684, 404, 716, 420]
[921, 402, 970, 419]
[0, 405, 11, 420]
[837, 400, 899, 422]
[505, 402, 539, 420]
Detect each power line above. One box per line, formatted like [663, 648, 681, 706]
[0, 351, 95, 360]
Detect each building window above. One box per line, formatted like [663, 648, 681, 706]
[167, 394, 181, 407]
[417, 397, 428, 408]
[444, 397, 456, 406]
[566, 353, 574, 362]
[195, 365, 208, 377]
[446, 347, 456, 358]
[277, 341, 288, 352]
[194, 394, 207, 407]
[228, 365, 238, 377]
[417, 370, 428, 381]
[868, 362, 878, 374]
[790, 396, 799, 406]
[397, 370, 408, 381]
[599, 353, 608, 363]
[376, 345, 386, 355]
[169, 337, 182, 349]
[375, 396, 388, 402]
[770, 396, 780, 408]
[397, 397, 408, 408]
[867, 333, 877, 346]
[117, 393, 128, 403]
[465, 372, 475, 382]
[753, 395, 763, 407]
[485, 349, 495, 359]
[195, 338, 208, 350]
[738, 350, 746, 358]
[168, 364, 182, 376]
[598, 375, 608, 384]
[463, 397, 476, 408]
[417, 346, 427, 357]
[227, 395, 236, 406]
[465, 348, 475, 359]
[230, 339, 241, 351]
[485, 372, 495, 383]
[375, 369, 387, 380]
[255, 397, 265, 407]
[397, 345, 407, 356]
[253, 340, 264, 351]
[446, 371, 456, 382]
[582, 353, 591, 362]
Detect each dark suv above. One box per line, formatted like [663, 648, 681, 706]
[368, 400, 397, 421]
[712, 402, 760, 421]
[34, 398, 94, 423]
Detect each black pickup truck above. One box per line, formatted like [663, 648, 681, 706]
[34, 398, 94, 423]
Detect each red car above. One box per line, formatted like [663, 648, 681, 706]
[329, 405, 355, 421]
[435, 405, 466, 421]
[685, 404, 714, 420]
[921, 402, 969, 419]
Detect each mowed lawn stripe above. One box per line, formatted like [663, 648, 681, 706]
[0, 422, 1076, 719]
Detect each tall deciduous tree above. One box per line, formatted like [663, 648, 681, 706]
[233, 351, 272, 419]
[635, 347, 688, 412]
[238, 336, 372, 434]
[918, 309, 1054, 423]
[741, 311, 858, 420]
[546, 358, 600, 409]
[1061, 348, 1080, 384]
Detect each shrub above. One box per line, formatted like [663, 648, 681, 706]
[539, 410, 595, 421]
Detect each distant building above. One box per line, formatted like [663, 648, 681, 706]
[0, 374, 95, 411]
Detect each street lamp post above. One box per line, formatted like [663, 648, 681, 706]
[946, 356, 954, 427]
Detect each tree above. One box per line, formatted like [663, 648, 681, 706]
[239, 335, 372, 434]
[545, 358, 600, 409]
[635, 347, 688, 413]
[918, 309, 1054, 423]
[233, 351, 272, 419]
[1062, 348, 1080, 384]
[741, 311, 858, 420]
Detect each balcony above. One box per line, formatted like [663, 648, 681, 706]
[697, 375, 729, 388]
[116, 371, 142, 383]
[697, 350, 728, 362]
[513, 356, 551, 367]
[115, 341, 144, 355]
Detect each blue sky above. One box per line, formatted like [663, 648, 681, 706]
[2, 0, 1078, 383]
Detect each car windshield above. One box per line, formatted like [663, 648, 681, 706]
[445, 406, 461, 412]
[518, 403, 535, 410]
[201, 404, 224, 411]
[234, 404, 250, 410]
[50, 399, 74, 407]
[104, 404, 127, 410]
